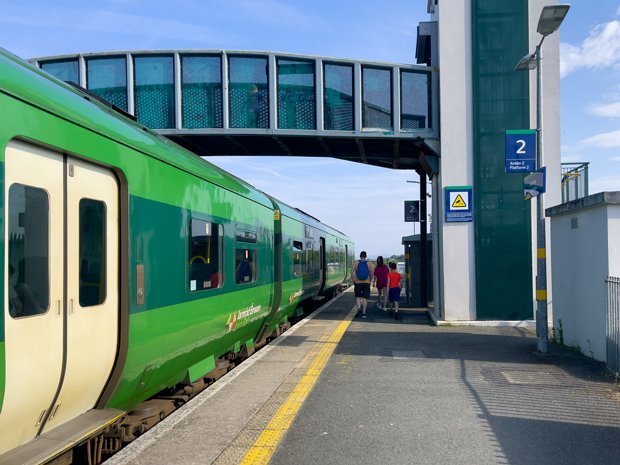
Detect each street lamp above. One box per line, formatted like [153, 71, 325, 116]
[515, 4, 570, 354]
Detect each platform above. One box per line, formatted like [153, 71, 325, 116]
[105, 289, 620, 465]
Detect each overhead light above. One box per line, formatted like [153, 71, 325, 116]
[515, 53, 538, 71]
[537, 4, 571, 36]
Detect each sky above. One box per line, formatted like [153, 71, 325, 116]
[1, 0, 619, 257]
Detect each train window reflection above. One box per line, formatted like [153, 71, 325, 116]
[236, 248, 256, 284]
[79, 199, 107, 307]
[189, 219, 223, 292]
[8, 184, 50, 318]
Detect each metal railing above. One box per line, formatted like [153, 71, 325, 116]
[561, 162, 589, 203]
[607, 276, 620, 376]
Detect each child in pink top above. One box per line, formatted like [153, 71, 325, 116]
[372, 256, 389, 310]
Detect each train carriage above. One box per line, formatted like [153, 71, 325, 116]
[0, 48, 353, 464]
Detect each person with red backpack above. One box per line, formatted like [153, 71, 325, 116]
[352, 251, 374, 318]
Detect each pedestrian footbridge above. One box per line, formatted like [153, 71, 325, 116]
[32, 50, 438, 174]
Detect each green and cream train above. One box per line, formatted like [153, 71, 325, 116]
[0, 48, 354, 464]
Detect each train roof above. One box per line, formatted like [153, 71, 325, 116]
[0, 48, 271, 208]
[265, 194, 351, 240]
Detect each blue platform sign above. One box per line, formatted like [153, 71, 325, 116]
[404, 200, 420, 222]
[445, 186, 473, 222]
[505, 129, 537, 173]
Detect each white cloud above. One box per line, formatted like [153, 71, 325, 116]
[587, 101, 620, 118]
[579, 129, 620, 148]
[560, 20, 620, 77]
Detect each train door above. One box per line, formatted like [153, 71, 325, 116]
[0, 141, 118, 453]
[319, 237, 326, 292]
[345, 245, 349, 280]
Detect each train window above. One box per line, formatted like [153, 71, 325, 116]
[79, 199, 107, 307]
[235, 248, 256, 284]
[188, 219, 223, 292]
[8, 184, 50, 318]
[293, 241, 303, 276]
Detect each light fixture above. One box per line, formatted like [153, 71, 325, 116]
[537, 4, 571, 36]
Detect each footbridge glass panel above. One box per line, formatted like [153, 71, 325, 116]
[229, 56, 269, 129]
[86, 56, 128, 112]
[277, 58, 315, 130]
[181, 55, 223, 129]
[40, 59, 78, 85]
[362, 66, 392, 130]
[324, 63, 354, 131]
[134, 55, 175, 129]
[401, 70, 430, 131]
[33, 50, 438, 172]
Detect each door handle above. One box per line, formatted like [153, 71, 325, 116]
[57, 300, 61, 316]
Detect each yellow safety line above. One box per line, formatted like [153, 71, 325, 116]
[240, 306, 357, 465]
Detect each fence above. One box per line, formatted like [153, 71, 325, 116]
[561, 162, 589, 203]
[607, 276, 620, 376]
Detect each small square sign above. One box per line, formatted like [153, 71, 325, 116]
[445, 186, 473, 222]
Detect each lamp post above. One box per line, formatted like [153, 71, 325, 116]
[515, 4, 570, 354]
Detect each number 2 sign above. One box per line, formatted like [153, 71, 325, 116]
[505, 130, 537, 173]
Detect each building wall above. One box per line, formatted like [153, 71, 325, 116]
[432, 0, 562, 321]
[433, 0, 476, 320]
[549, 198, 620, 362]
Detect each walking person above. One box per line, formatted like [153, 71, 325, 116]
[352, 251, 374, 318]
[387, 262, 403, 320]
[372, 256, 389, 311]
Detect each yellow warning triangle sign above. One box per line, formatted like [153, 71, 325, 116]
[452, 194, 467, 208]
